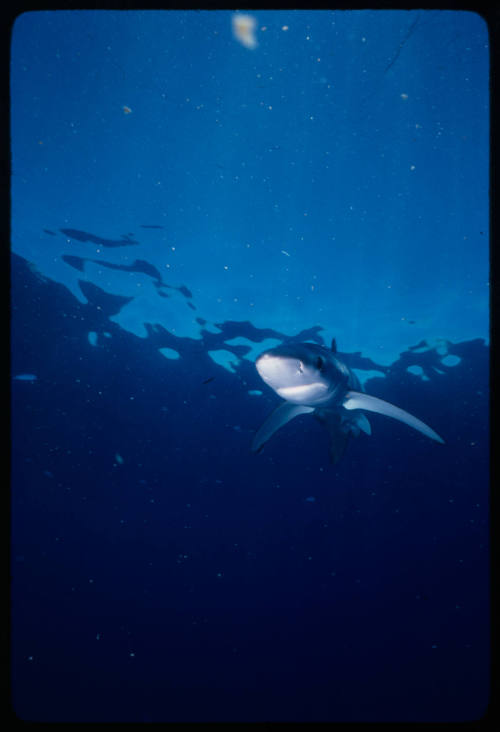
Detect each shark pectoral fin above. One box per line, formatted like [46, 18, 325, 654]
[251, 402, 314, 453]
[343, 391, 444, 444]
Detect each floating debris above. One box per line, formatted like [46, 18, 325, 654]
[115, 453, 124, 465]
[123, 106, 132, 114]
[232, 13, 258, 49]
[281, 250, 291, 257]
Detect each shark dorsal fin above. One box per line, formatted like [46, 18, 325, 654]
[331, 338, 337, 353]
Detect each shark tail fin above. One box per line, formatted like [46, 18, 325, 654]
[329, 431, 350, 464]
[315, 411, 350, 464]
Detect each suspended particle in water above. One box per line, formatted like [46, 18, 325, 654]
[232, 14, 258, 49]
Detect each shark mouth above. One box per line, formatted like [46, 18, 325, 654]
[276, 383, 328, 400]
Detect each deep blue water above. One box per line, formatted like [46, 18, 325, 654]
[10, 10, 489, 723]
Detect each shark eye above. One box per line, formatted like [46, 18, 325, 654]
[316, 356, 324, 370]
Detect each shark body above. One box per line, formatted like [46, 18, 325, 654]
[252, 340, 444, 463]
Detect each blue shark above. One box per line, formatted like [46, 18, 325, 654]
[252, 340, 444, 463]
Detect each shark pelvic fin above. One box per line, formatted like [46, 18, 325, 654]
[251, 402, 314, 453]
[342, 391, 444, 444]
[352, 411, 371, 435]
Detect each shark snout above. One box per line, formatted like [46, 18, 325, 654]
[255, 353, 282, 384]
[255, 352, 299, 385]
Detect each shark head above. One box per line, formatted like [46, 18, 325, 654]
[255, 343, 348, 406]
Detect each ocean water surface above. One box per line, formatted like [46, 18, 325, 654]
[10, 10, 489, 722]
